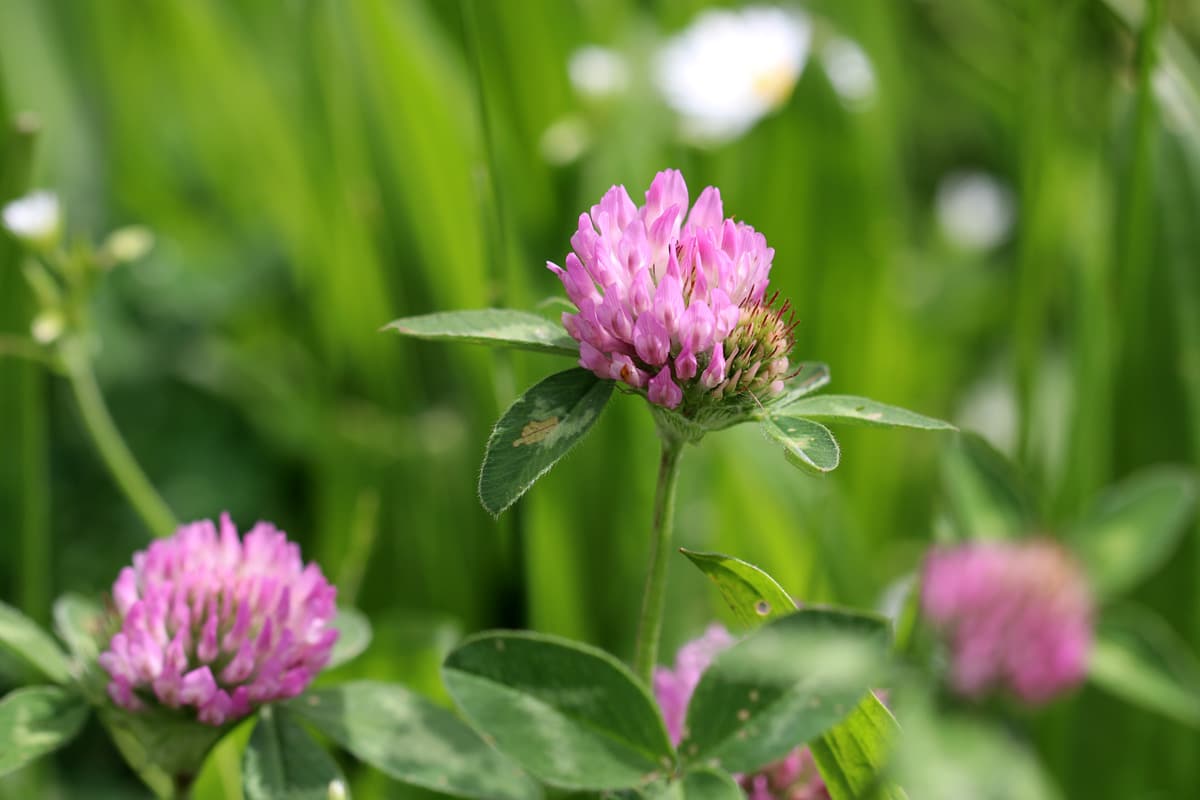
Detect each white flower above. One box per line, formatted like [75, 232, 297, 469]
[2, 190, 60, 245]
[655, 6, 811, 145]
[820, 37, 876, 110]
[568, 46, 630, 99]
[935, 171, 1016, 251]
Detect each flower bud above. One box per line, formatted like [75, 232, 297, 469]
[100, 225, 155, 267]
[2, 191, 61, 251]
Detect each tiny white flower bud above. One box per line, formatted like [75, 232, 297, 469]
[539, 116, 591, 166]
[568, 46, 629, 99]
[820, 37, 877, 110]
[31, 310, 65, 345]
[101, 225, 155, 266]
[936, 172, 1016, 251]
[2, 191, 61, 249]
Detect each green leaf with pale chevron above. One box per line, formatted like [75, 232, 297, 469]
[479, 368, 613, 516]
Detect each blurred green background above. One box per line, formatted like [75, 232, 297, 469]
[1, 0, 1199, 797]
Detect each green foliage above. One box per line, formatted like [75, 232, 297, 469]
[327, 607, 372, 671]
[1088, 604, 1200, 728]
[682, 551, 903, 799]
[679, 550, 796, 626]
[890, 691, 1062, 800]
[51, 592, 106, 664]
[782, 395, 956, 431]
[100, 705, 232, 799]
[941, 434, 1036, 541]
[654, 768, 743, 800]
[760, 415, 841, 474]
[442, 631, 672, 791]
[680, 609, 889, 774]
[1066, 468, 1198, 599]
[285, 681, 539, 800]
[809, 694, 907, 800]
[479, 368, 614, 516]
[0, 600, 70, 685]
[385, 309, 577, 356]
[243, 707, 347, 800]
[767, 363, 831, 409]
[0, 686, 88, 777]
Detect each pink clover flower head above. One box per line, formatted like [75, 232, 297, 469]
[740, 747, 829, 800]
[654, 624, 829, 800]
[98, 513, 339, 726]
[653, 623, 734, 744]
[921, 538, 1093, 705]
[549, 169, 796, 411]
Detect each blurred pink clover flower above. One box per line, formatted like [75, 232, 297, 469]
[655, 624, 830, 800]
[921, 538, 1093, 704]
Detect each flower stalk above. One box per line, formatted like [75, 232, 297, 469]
[632, 434, 684, 685]
[3, 185, 176, 540]
[61, 337, 177, 537]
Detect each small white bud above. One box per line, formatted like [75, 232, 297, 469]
[568, 46, 629, 99]
[31, 310, 64, 345]
[539, 116, 591, 166]
[935, 171, 1016, 251]
[327, 779, 347, 800]
[101, 225, 155, 266]
[820, 37, 877, 110]
[2, 191, 61, 248]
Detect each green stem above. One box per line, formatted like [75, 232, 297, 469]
[62, 340, 177, 538]
[336, 488, 380, 608]
[632, 437, 684, 685]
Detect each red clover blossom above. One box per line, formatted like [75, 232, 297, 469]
[549, 169, 795, 412]
[654, 625, 829, 800]
[921, 539, 1093, 704]
[98, 514, 338, 725]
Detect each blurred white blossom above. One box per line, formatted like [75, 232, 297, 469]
[820, 37, 876, 110]
[2, 190, 60, 246]
[955, 371, 1017, 454]
[539, 115, 591, 165]
[935, 171, 1016, 251]
[101, 225, 155, 266]
[568, 45, 630, 100]
[30, 310, 64, 345]
[655, 6, 811, 145]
